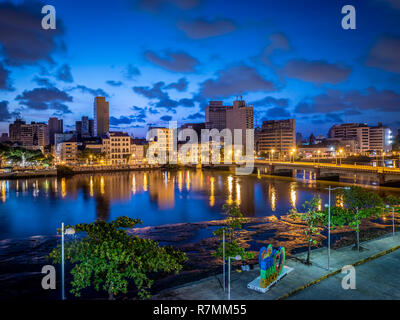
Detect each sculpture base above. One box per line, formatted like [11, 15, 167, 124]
[247, 266, 293, 293]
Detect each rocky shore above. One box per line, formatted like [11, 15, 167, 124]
[0, 213, 397, 300]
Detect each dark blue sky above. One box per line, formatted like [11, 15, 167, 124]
[0, 0, 400, 138]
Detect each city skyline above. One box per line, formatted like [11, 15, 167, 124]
[0, 0, 400, 139]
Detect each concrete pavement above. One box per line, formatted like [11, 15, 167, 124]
[154, 233, 400, 300]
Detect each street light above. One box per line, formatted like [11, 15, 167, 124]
[324, 186, 350, 271]
[61, 222, 75, 300]
[270, 149, 275, 162]
[228, 255, 241, 300]
[385, 205, 396, 237]
[291, 148, 296, 163]
[317, 150, 321, 163]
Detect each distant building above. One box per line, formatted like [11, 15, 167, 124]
[58, 137, 78, 164]
[226, 99, 254, 149]
[48, 117, 63, 145]
[54, 132, 76, 161]
[9, 119, 49, 147]
[205, 101, 228, 131]
[0, 133, 10, 143]
[328, 123, 392, 154]
[94, 96, 109, 137]
[257, 119, 296, 157]
[76, 116, 95, 138]
[102, 132, 131, 165]
[148, 126, 174, 155]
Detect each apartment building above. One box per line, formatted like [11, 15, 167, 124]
[257, 119, 296, 156]
[102, 132, 131, 165]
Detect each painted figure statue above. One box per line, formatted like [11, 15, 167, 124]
[258, 244, 285, 288]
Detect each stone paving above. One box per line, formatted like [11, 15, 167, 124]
[154, 233, 400, 300]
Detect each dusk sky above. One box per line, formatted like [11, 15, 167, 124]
[0, 0, 400, 138]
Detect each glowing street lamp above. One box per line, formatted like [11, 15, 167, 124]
[270, 149, 275, 162]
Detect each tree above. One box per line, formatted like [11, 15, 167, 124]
[48, 217, 186, 299]
[290, 196, 326, 265]
[213, 204, 254, 261]
[337, 186, 384, 251]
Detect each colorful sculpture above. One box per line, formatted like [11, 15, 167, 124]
[258, 244, 285, 288]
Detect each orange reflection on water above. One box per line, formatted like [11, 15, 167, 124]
[90, 176, 94, 197]
[290, 183, 297, 208]
[61, 178, 66, 198]
[209, 176, 215, 207]
[100, 176, 105, 195]
[268, 185, 277, 212]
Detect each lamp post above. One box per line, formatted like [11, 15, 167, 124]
[270, 149, 275, 162]
[61, 222, 75, 300]
[324, 186, 350, 271]
[291, 148, 296, 163]
[228, 255, 241, 300]
[386, 205, 395, 237]
[222, 229, 225, 292]
[317, 150, 321, 164]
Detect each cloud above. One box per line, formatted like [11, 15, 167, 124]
[138, 0, 200, 12]
[366, 35, 400, 73]
[164, 77, 188, 91]
[15, 87, 73, 114]
[265, 107, 291, 118]
[160, 115, 173, 122]
[200, 65, 277, 99]
[281, 59, 351, 85]
[252, 96, 288, 108]
[0, 62, 13, 91]
[72, 85, 109, 97]
[0, 2, 65, 66]
[123, 64, 141, 80]
[32, 76, 54, 88]
[0, 100, 12, 121]
[295, 87, 400, 114]
[260, 33, 291, 64]
[177, 18, 236, 39]
[186, 112, 204, 120]
[55, 64, 74, 83]
[133, 81, 195, 110]
[106, 80, 123, 87]
[144, 50, 199, 72]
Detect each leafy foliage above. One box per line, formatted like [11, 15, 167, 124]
[213, 204, 254, 260]
[290, 196, 326, 265]
[48, 217, 186, 299]
[0, 143, 53, 166]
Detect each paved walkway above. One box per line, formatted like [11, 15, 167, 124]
[154, 233, 400, 300]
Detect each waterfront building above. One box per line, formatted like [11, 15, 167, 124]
[54, 132, 76, 162]
[226, 98, 254, 149]
[257, 119, 296, 157]
[48, 117, 63, 145]
[102, 131, 131, 165]
[94, 96, 109, 137]
[58, 137, 78, 164]
[328, 122, 392, 154]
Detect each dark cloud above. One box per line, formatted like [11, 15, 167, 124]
[265, 107, 291, 118]
[133, 81, 195, 111]
[281, 59, 351, 85]
[186, 112, 204, 120]
[200, 65, 277, 99]
[0, 100, 12, 121]
[55, 64, 73, 83]
[164, 77, 188, 91]
[144, 50, 199, 72]
[110, 108, 147, 126]
[106, 80, 123, 87]
[260, 32, 291, 65]
[177, 18, 236, 39]
[72, 85, 109, 97]
[138, 0, 200, 12]
[0, 62, 13, 91]
[32, 76, 54, 88]
[15, 87, 73, 114]
[252, 96, 288, 108]
[0, 2, 65, 66]
[160, 115, 173, 121]
[123, 64, 141, 80]
[295, 87, 400, 114]
[366, 35, 400, 73]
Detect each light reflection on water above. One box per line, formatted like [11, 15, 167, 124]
[0, 169, 400, 240]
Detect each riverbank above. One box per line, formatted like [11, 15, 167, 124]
[0, 212, 398, 300]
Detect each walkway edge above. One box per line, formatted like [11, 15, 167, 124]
[277, 243, 400, 300]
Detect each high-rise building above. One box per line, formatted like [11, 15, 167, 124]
[75, 116, 94, 138]
[205, 101, 228, 130]
[48, 117, 63, 145]
[94, 96, 109, 137]
[226, 99, 254, 148]
[328, 123, 392, 153]
[257, 119, 296, 156]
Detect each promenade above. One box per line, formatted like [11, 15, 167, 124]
[154, 233, 400, 300]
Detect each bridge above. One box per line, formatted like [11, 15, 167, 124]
[253, 161, 400, 186]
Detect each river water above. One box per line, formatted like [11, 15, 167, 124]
[1, 169, 399, 240]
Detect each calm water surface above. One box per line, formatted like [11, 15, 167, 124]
[1, 169, 399, 240]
